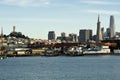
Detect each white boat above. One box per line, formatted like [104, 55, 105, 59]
[0, 57, 3, 60]
[83, 46, 110, 54]
[113, 49, 120, 54]
[66, 46, 83, 56]
[45, 47, 60, 56]
[15, 48, 32, 54]
[0, 56, 6, 60]
[45, 48, 54, 54]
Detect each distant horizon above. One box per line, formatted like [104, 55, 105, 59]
[0, 0, 120, 39]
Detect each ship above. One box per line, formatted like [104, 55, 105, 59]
[83, 46, 110, 55]
[65, 46, 83, 56]
[44, 47, 61, 56]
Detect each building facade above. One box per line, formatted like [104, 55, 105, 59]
[48, 31, 55, 40]
[69, 33, 78, 42]
[61, 32, 66, 37]
[78, 29, 92, 42]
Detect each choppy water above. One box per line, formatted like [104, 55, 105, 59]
[0, 56, 120, 80]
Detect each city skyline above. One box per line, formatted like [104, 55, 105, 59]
[0, 0, 120, 39]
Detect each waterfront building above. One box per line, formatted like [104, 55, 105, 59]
[78, 29, 92, 42]
[96, 15, 103, 42]
[48, 31, 55, 40]
[115, 32, 120, 40]
[109, 15, 115, 38]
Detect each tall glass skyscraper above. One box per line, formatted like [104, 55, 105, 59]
[109, 15, 115, 38]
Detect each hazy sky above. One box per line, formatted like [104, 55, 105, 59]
[0, 0, 120, 39]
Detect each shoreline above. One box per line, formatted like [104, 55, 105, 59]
[1, 53, 120, 57]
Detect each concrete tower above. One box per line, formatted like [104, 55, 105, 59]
[1, 27, 3, 36]
[13, 26, 16, 32]
[61, 32, 66, 37]
[109, 15, 115, 38]
[96, 15, 103, 42]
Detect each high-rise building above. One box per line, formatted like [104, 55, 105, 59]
[69, 33, 78, 42]
[13, 26, 16, 32]
[48, 31, 55, 40]
[101, 27, 105, 39]
[109, 15, 115, 38]
[1, 27, 3, 37]
[78, 29, 92, 42]
[96, 15, 103, 42]
[106, 28, 111, 38]
[61, 32, 66, 37]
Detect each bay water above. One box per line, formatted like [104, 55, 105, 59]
[0, 56, 120, 80]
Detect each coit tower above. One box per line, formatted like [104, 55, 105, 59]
[109, 15, 115, 38]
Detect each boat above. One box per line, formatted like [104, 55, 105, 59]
[113, 49, 120, 54]
[44, 47, 60, 56]
[65, 46, 83, 56]
[83, 46, 110, 55]
[0, 56, 6, 60]
[0, 50, 7, 60]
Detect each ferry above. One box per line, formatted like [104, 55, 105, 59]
[83, 46, 110, 55]
[14, 48, 32, 54]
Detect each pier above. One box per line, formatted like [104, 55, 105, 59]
[1, 40, 120, 57]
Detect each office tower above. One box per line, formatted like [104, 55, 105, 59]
[96, 15, 103, 42]
[106, 28, 110, 38]
[1, 27, 3, 37]
[13, 26, 16, 32]
[109, 15, 115, 38]
[78, 29, 92, 42]
[69, 33, 78, 42]
[61, 32, 66, 37]
[101, 27, 104, 35]
[60, 32, 66, 41]
[101, 27, 105, 39]
[48, 31, 55, 40]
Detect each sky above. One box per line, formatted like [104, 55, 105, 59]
[0, 0, 120, 39]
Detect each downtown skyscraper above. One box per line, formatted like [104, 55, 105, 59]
[78, 29, 92, 42]
[109, 15, 115, 38]
[96, 15, 103, 42]
[48, 31, 55, 40]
